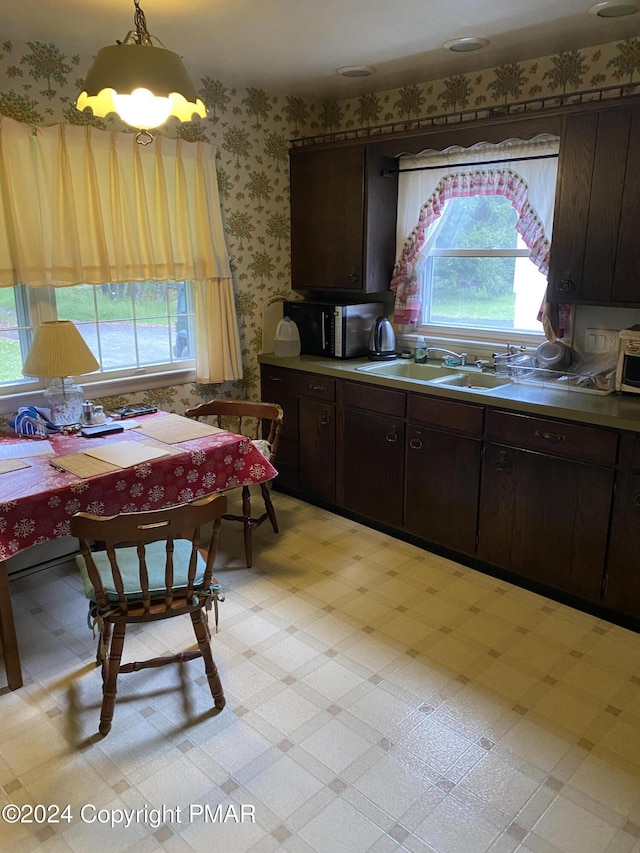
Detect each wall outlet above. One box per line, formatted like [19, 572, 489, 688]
[583, 328, 620, 354]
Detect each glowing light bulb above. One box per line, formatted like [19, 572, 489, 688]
[113, 88, 173, 129]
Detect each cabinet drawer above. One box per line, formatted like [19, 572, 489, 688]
[262, 367, 335, 402]
[407, 394, 483, 435]
[485, 409, 618, 465]
[339, 380, 406, 417]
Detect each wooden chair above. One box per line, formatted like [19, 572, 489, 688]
[185, 400, 284, 569]
[70, 494, 227, 737]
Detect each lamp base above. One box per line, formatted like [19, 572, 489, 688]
[44, 378, 85, 426]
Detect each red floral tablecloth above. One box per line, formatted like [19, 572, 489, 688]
[0, 413, 277, 560]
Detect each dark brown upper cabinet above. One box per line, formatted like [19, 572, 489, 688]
[289, 144, 398, 294]
[548, 105, 640, 306]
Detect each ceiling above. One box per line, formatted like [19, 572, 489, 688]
[1, 0, 639, 100]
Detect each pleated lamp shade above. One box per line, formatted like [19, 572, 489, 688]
[23, 321, 99, 379]
[23, 321, 100, 426]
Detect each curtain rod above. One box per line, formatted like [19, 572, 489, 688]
[383, 152, 558, 176]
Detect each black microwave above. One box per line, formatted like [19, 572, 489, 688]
[284, 301, 384, 359]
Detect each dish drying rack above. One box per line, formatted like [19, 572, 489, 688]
[493, 352, 616, 395]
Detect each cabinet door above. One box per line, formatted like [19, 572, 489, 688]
[290, 146, 364, 291]
[299, 398, 335, 501]
[612, 108, 640, 302]
[604, 472, 640, 618]
[261, 375, 300, 490]
[405, 426, 481, 555]
[342, 408, 405, 527]
[548, 107, 639, 304]
[478, 444, 613, 601]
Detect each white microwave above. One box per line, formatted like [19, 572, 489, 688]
[615, 327, 640, 394]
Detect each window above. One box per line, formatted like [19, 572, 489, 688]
[0, 281, 195, 392]
[420, 195, 548, 335]
[391, 136, 560, 346]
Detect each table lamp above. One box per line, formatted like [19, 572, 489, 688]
[22, 321, 100, 426]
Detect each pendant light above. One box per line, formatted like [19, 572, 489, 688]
[76, 0, 207, 143]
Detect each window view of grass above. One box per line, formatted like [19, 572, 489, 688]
[55, 283, 178, 324]
[0, 282, 192, 385]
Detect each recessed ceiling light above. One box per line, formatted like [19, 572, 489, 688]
[589, 1, 638, 16]
[336, 65, 376, 78]
[443, 37, 490, 52]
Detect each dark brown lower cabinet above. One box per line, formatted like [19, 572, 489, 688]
[341, 408, 405, 527]
[477, 443, 614, 602]
[299, 397, 335, 502]
[603, 433, 640, 618]
[403, 393, 483, 555]
[405, 426, 482, 555]
[261, 365, 336, 500]
[339, 380, 406, 527]
[604, 472, 640, 616]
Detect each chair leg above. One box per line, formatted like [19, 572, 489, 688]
[99, 621, 125, 737]
[261, 482, 279, 533]
[190, 609, 225, 709]
[241, 485, 253, 569]
[97, 622, 113, 673]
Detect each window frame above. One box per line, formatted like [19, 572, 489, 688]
[0, 282, 196, 416]
[417, 244, 549, 347]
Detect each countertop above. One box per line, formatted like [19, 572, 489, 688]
[258, 353, 640, 433]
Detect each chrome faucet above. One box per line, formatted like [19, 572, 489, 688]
[426, 347, 467, 366]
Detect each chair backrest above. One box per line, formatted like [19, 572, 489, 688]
[185, 400, 284, 463]
[70, 493, 227, 614]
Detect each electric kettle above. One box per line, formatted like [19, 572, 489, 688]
[367, 316, 396, 361]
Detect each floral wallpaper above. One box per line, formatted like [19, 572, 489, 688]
[310, 39, 639, 135]
[0, 32, 638, 425]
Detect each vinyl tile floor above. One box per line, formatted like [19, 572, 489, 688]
[2, 492, 640, 853]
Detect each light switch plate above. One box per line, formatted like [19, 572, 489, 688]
[583, 328, 620, 354]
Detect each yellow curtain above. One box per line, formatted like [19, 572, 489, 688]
[0, 116, 242, 383]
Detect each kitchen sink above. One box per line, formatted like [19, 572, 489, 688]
[427, 372, 512, 391]
[355, 361, 459, 381]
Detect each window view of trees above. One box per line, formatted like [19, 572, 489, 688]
[423, 195, 547, 333]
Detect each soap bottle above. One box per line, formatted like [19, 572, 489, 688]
[414, 336, 427, 364]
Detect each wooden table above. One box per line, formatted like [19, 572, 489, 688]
[0, 412, 276, 690]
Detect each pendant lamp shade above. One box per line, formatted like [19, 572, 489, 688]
[76, 44, 207, 130]
[75, 0, 206, 134]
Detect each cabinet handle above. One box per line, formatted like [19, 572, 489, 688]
[386, 426, 398, 443]
[320, 412, 331, 425]
[556, 278, 575, 293]
[309, 384, 327, 392]
[409, 437, 423, 450]
[534, 430, 566, 443]
[347, 272, 359, 284]
[634, 495, 640, 507]
[496, 450, 510, 472]
[268, 376, 283, 382]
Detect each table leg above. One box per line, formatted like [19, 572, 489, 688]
[0, 560, 23, 690]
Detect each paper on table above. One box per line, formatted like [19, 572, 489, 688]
[0, 439, 54, 460]
[0, 458, 30, 474]
[83, 441, 171, 468]
[134, 413, 224, 444]
[49, 454, 121, 478]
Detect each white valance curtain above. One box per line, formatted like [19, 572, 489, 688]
[391, 136, 560, 331]
[0, 116, 241, 383]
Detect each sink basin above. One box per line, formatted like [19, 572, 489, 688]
[427, 372, 512, 391]
[355, 361, 458, 381]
